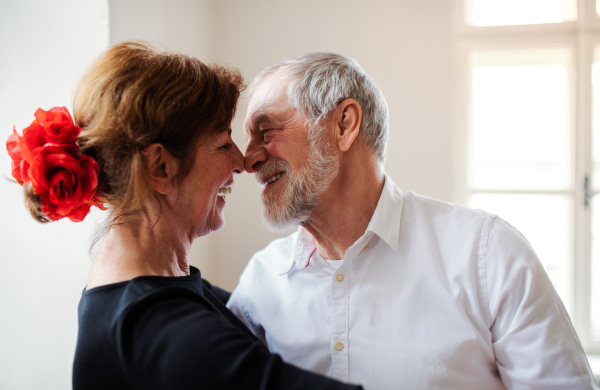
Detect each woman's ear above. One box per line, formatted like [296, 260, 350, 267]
[334, 99, 362, 152]
[144, 144, 178, 194]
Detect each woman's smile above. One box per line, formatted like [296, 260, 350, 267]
[217, 186, 232, 201]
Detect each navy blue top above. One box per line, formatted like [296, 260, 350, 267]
[73, 266, 362, 390]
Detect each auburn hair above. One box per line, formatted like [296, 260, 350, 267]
[25, 41, 245, 224]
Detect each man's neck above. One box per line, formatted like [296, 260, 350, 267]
[301, 158, 385, 260]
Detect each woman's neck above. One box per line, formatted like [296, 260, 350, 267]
[86, 215, 191, 290]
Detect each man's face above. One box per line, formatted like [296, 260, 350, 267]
[243, 75, 339, 231]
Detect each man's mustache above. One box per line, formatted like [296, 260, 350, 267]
[255, 159, 290, 184]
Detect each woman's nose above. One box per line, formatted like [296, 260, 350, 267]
[231, 141, 245, 174]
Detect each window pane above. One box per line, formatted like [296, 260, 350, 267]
[591, 48, 600, 189]
[591, 196, 600, 340]
[468, 0, 576, 26]
[468, 49, 572, 191]
[468, 193, 573, 315]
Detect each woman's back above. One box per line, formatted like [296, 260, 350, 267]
[74, 267, 234, 389]
[74, 267, 360, 390]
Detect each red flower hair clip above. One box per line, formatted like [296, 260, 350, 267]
[5, 107, 105, 222]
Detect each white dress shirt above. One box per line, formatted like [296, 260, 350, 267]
[227, 176, 598, 389]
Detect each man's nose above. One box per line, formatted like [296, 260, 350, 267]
[244, 142, 267, 173]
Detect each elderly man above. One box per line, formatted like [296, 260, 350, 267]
[227, 53, 598, 389]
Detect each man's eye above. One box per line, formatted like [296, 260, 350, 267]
[261, 129, 274, 139]
[220, 143, 233, 150]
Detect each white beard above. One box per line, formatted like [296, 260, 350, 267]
[259, 126, 340, 231]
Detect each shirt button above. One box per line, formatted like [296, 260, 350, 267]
[335, 341, 344, 351]
[335, 273, 344, 282]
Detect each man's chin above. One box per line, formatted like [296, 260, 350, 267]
[261, 202, 305, 232]
[260, 176, 314, 231]
[262, 214, 300, 232]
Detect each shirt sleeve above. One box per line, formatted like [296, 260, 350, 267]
[484, 216, 598, 389]
[227, 275, 268, 346]
[115, 287, 361, 390]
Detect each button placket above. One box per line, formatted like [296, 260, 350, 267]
[330, 263, 349, 382]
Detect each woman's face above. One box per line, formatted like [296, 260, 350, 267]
[176, 128, 244, 238]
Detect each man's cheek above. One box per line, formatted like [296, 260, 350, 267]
[264, 142, 284, 160]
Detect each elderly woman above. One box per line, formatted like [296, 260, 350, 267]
[6, 42, 362, 390]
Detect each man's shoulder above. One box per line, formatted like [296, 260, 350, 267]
[401, 190, 491, 225]
[401, 192, 541, 267]
[229, 231, 299, 313]
[241, 230, 299, 276]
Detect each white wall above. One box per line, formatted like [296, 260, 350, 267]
[0, 1, 109, 389]
[109, 0, 213, 60]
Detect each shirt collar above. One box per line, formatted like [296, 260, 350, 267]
[365, 174, 403, 252]
[279, 174, 403, 275]
[277, 227, 314, 275]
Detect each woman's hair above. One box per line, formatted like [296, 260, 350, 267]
[25, 41, 245, 224]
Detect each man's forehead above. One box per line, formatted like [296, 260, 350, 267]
[244, 77, 292, 131]
[249, 73, 292, 111]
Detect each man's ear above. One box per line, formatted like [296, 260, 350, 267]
[144, 143, 178, 194]
[334, 99, 362, 152]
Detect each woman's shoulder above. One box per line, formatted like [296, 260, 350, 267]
[76, 275, 220, 364]
[118, 282, 211, 319]
[78, 271, 209, 344]
[81, 269, 207, 318]
[74, 274, 222, 389]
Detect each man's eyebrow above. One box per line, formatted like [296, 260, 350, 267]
[251, 113, 277, 128]
[244, 112, 279, 142]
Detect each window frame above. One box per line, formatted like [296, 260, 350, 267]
[453, 0, 600, 353]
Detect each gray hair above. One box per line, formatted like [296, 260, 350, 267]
[250, 52, 389, 163]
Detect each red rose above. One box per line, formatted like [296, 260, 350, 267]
[18, 120, 47, 163]
[28, 144, 100, 222]
[35, 107, 80, 145]
[6, 106, 103, 222]
[19, 107, 81, 163]
[6, 128, 29, 184]
[6, 128, 20, 159]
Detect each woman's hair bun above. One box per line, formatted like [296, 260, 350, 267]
[6, 107, 105, 223]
